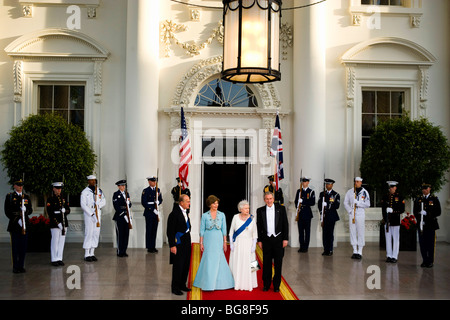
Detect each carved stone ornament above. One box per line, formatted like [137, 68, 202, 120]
[170, 55, 281, 111]
[160, 19, 224, 58]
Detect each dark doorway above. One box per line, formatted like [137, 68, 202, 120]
[202, 162, 248, 234]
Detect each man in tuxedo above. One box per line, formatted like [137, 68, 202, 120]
[167, 194, 191, 295]
[257, 192, 289, 292]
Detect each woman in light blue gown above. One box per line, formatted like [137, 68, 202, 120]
[193, 195, 234, 291]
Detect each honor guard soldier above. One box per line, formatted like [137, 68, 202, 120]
[318, 179, 340, 256]
[344, 177, 370, 259]
[141, 176, 163, 253]
[413, 183, 441, 268]
[264, 175, 284, 206]
[381, 181, 405, 263]
[4, 179, 33, 273]
[80, 175, 106, 262]
[47, 182, 70, 266]
[113, 180, 132, 257]
[294, 177, 316, 252]
[171, 177, 191, 210]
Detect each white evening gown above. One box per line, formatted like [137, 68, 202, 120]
[229, 214, 258, 291]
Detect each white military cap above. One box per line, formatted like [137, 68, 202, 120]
[52, 182, 64, 187]
[354, 177, 363, 182]
[87, 175, 97, 180]
[387, 181, 398, 187]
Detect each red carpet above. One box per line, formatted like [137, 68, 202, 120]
[187, 243, 298, 300]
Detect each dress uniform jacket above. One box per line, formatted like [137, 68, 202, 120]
[318, 189, 340, 222]
[381, 192, 405, 226]
[47, 195, 70, 229]
[141, 187, 163, 217]
[413, 195, 441, 231]
[171, 186, 191, 203]
[112, 190, 132, 222]
[294, 188, 316, 220]
[4, 191, 33, 233]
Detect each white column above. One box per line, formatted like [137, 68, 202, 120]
[125, 0, 160, 248]
[291, 1, 327, 247]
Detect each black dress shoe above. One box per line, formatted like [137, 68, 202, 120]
[172, 289, 183, 295]
[91, 256, 98, 261]
[263, 287, 269, 292]
[386, 257, 392, 263]
[51, 262, 60, 267]
[181, 287, 191, 292]
[84, 256, 93, 262]
[273, 288, 280, 293]
[58, 261, 65, 266]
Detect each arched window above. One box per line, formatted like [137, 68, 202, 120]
[194, 78, 258, 108]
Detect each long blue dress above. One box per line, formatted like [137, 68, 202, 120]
[193, 210, 235, 291]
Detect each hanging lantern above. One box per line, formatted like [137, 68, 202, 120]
[222, 0, 282, 83]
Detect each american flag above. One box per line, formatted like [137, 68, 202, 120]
[270, 112, 284, 190]
[179, 107, 192, 189]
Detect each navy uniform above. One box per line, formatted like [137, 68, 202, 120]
[4, 179, 33, 273]
[413, 183, 441, 268]
[263, 175, 284, 205]
[141, 176, 163, 253]
[80, 175, 106, 262]
[318, 179, 340, 256]
[47, 182, 70, 266]
[380, 181, 405, 263]
[112, 180, 132, 257]
[294, 177, 316, 252]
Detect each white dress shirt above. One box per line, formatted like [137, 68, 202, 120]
[266, 205, 276, 237]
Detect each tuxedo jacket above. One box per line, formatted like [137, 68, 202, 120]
[256, 204, 289, 243]
[167, 204, 191, 248]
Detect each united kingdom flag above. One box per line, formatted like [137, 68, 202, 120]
[270, 112, 284, 190]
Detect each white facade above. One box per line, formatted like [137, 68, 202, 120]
[0, 0, 449, 248]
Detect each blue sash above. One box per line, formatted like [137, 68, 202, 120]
[175, 219, 190, 245]
[232, 215, 253, 242]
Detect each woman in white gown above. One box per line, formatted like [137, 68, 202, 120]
[229, 200, 258, 291]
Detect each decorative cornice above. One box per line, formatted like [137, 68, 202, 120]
[341, 37, 436, 66]
[5, 28, 110, 59]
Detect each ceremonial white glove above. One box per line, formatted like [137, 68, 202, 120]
[18, 219, 23, 227]
[420, 210, 427, 216]
[251, 239, 257, 253]
[21, 205, 26, 212]
[91, 214, 97, 222]
[58, 223, 63, 230]
[61, 208, 66, 214]
[299, 199, 303, 203]
[322, 201, 327, 207]
[230, 242, 234, 252]
[124, 215, 129, 223]
[153, 209, 159, 215]
[386, 208, 393, 214]
[126, 199, 130, 205]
